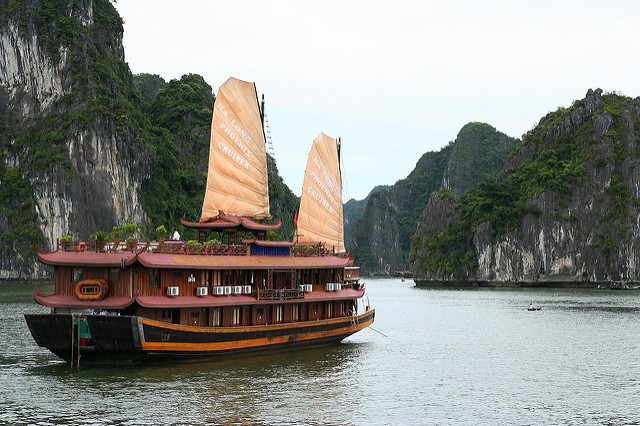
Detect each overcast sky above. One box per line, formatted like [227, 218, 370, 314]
[114, 1, 640, 200]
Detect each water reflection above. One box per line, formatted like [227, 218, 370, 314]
[17, 338, 369, 425]
[3, 279, 640, 425]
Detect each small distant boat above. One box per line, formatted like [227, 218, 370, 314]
[527, 304, 541, 311]
[610, 282, 640, 290]
[394, 270, 413, 278]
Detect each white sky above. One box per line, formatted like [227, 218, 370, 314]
[114, 0, 640, 200]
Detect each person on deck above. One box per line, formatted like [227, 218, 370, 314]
[172, 228, 180, 240]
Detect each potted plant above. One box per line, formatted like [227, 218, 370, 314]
[203, 238, 219, 254]
[186, 239, 203, 254]
[110, 226, 124, 250]
[89, 231, 109, 252]
[60, 234, 73, 251]
[126, 236, 137, 250]
[122, 223, 138, 239]
[156, 225, 167, 242]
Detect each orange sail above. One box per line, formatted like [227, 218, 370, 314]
[200, 77, 269, 221]
[296, 133, 345, 253]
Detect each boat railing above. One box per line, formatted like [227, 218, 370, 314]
[256, 288, 304, 301]
[58, 238, 347, 258]
[291, 244, 333, 257]
[57, 239, 151, 253]
[154, 242, 247, 256]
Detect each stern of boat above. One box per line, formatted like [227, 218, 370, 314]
[24, 313, 146, 364]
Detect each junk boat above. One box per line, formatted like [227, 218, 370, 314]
[24, 77, 375, 365]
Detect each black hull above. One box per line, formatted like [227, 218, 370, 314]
[24, 310, 375, 365]
[25, 314, 146, 364]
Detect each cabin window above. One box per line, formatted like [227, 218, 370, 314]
[171, 271, 182, 288]
[109, 268, 120, 284]
[327, 303, 333, 318]
[224, 270, 233, 286]
[275, 305, 284, 323]
[292, 304, 299, 321]
[211, 308, 221, 326]
[232, 307, 241, 325]
[302, 270, 313, 285]
[150, 269, 160, 289]
[338, 302, 344, 316]
[162, 309, 171, 319]
[72, 268, 83, 282]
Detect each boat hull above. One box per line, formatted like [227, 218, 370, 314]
[24, 309, 375, 365]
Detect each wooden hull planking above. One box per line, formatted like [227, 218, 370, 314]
[24, 309, 375, 364]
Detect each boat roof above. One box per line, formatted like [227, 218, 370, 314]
[37, 251, 138, 267]
[243, 239, 295, 248]
[136, 252, 352, 270]
[182, 215, 282, 231]
[34, 292, 135, 309]
[36, 246, 353, 270]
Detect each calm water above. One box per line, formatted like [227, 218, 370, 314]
[1, 279, 639, 425]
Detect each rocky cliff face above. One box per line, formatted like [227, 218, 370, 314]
[442, 122, 520, 198]
[0, 1, 299, 279]
[1, 21, 64, 113]
[413, 89, 640, 286]
[0, 0, 148, 278]
[343, 188, 380, 249]
[350, 123, 517, 274]
[351, 188, 405, 274]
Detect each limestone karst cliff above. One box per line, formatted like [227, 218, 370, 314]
[348, 122, 518, 274]
[412, 89, 640, 286]
[0, 0, 149, 278]
[0, 1, 299, 279]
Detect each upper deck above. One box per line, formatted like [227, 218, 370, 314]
[40, 238, 353, 270]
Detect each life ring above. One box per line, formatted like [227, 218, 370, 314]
[77, 241, 87, 253]
[75, 278, 108, 301]
[180, 244, 189, 255]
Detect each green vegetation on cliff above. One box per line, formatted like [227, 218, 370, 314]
[2, 0, 150, 175]
[141, 74, 214, 236]
[134, 73, 166, 104]
[0, 0, 299, 275]
[351, 122, 518, 273]
[141, 73, 299, 240]
[396, 146, 454, 253]
[0, 168, 45, 265]
[351, 148, 451, 272]
[267, 155, 300, 240]
[0, 0, 144, 269]
[445, 122, 521, 196]
[411, 90, 640, 279]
